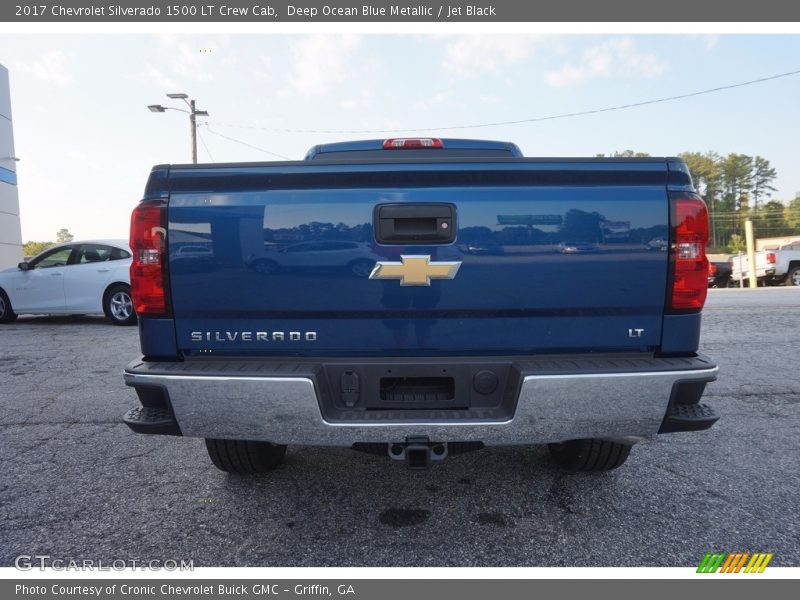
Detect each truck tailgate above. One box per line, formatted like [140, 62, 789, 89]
[166, 161, 670, 356]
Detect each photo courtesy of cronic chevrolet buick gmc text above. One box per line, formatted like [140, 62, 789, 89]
[122, 138, 718, 474]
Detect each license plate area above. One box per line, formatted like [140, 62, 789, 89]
[378, 376, 458, 409]
[320, 360, 518, 421]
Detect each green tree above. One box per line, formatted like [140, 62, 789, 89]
[716, 153, 754, 248]
[721, 153, 753, 212]
[786, 194, 800, 230]
[22, 241, 54, 258]
[753, 200, 790, 238]
[595, 150, 651, 157]
[728, 233, 746, 253]
[751, 156, 777, 214]
[680, 151, 723, 248]
[56, 228, 74, 243]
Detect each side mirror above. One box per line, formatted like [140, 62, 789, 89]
[18, 262, 30, 271]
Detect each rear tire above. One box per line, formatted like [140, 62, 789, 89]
[104, 284, 137, 326]
[548, 439, 632, 471]
[0, 289, 18, 323]
[786, 267, 800, 287]
[205, 438, 287, 474]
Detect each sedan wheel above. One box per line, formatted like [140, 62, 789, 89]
[0, 291, 18, 323]
[105, 286, 137, 326]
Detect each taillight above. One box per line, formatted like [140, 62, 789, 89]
[766, 252, 777, 264]
[130, 201, 169, 316]
[383, 138, 443, 149]
[709, 263, 717, 275]
[669, 194, 709, 311]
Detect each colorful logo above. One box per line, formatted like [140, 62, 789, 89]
[697, 552, 773, 573]
[369, 255, 462, 286]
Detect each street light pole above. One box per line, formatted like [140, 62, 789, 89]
[147, 93, 209, 164]
[189, 99, 198, 164]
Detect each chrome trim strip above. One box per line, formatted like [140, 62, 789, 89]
[124, 366, 718, 446]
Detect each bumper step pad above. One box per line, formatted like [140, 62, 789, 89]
[123, 406, 181, 436]
[660, 403, 719, 433]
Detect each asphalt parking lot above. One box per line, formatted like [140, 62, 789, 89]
[1, 288, 798, 567]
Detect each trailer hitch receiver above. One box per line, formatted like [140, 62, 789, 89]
[388, 436, 448, 470]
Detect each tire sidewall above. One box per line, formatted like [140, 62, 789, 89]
[105, 285, 137, 326]
[0, 289, 16, 323]
[789, 268, 800, 287]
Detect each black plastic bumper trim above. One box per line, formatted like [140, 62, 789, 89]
[123, 406, 182, 436]
[659, 402, 719, 433]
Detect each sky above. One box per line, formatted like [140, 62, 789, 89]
[1, 33, 799, 241]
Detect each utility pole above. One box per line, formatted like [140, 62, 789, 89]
[148, 93, 209, 164]
[189, 99, 198, 164]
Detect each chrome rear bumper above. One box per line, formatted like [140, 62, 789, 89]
[123, 355, 717, 446]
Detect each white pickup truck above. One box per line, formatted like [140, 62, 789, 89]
[730, 242, 800, 286]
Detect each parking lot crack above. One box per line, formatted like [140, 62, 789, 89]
[651, 462, 799, 541]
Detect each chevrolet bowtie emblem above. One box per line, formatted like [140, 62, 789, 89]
[369, 255, 462, 286]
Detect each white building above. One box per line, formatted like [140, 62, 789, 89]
[0, 64, 22, 269]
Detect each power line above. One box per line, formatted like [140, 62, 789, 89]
[211, 68, 800, 135]
[710, 212, 790, 217]
[196, 125, 215, 162]
[710, 212, 789, 217]
[204, 125, 291, 160]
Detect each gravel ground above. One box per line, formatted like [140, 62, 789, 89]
[1, 287, 798, 567]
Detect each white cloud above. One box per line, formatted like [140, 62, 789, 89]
[155, 35, 214, 82]
[413, 91, 449, 111]
[14, 50, 74, 85]
[545, 38, 667, 88]
[66, 151, 101, 172]
[143, 64, 176, 89]
[142, 35, 238, 88]
[339, 88, 375, 111]
[284, 35, 363, 96]
[440, 35, 546, 77]
[697, 35, 720, 50]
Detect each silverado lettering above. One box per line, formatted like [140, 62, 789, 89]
[123, 138, 719, 476]
[190, 331, 318, 342]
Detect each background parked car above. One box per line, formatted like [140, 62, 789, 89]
[708, 260, 732, 288]
[646, 237, 668, 252]
[171, 244, 216, 273]
[556, 241, 600, 254]
[246, 241, 380, 278]
[0, 239, 136, 325]
[730, 243, 800, 287]
[459, 240, 505, 256]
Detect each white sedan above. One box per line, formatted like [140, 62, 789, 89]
[0, 239, 136, 325]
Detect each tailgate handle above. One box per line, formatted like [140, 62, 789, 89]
[375, 203, 456, 244]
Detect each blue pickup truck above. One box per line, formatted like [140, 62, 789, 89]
[123, 138, 718, 473]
